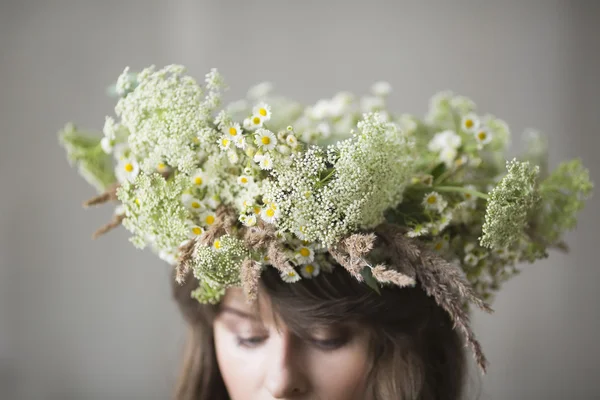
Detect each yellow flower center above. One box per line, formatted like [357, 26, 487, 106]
[261, 136, 271, 145]
[465, 119, 474, 128]
[266, 208, 275, 217]
[229, 127, 238, 136]
[304, 265, 314, 274]
[191, 201, 201, 209]
[465, 193, 472, 199]
[135, 198, 140, 205]
[241, 177, 248, 184]
[435, 242, 443, 251]
[477, 131, 487, 141]
[158, 163, 166, 170]
[214, 240, 221, 249]
[299, 247, 310, 257]
[259, 108, 267, 117]
[253, 116, 261, 125]
[206, 215, 215, 225]
[124, 163, 134, 172]
[427, 196, 437, 204]
[192, 227, 202, 235]
[253, 206, 261, 214]
[222, 138, 230, 146]
[194, 177, 203, 185]
[287, 271, 296, 277]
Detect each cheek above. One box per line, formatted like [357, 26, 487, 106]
[213, 323, 265, 400]
[305, 339, 371, 400]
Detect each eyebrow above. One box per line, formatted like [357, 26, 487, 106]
[220, 306, 259, 320]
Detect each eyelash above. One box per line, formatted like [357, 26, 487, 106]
[235, 336, 347, 351]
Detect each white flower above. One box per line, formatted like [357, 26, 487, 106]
[407, 224, 429, 238]
[461, 113, 480, 133]
[464, 253, 479, 267]
[186, 221, 204, 239]
[431, 236, 450, 252]
[100, 137, 113, 154]
[422, 191, 447, 213]
[371, 81, 392, 96]
[200, 211, 217, 227]
[158, 249, 177, 265]
[227, 150, 239, 164]
[113, 143, 129, 162]
[295, 245, 315, 264]
[308, 99, 332, 120]
[248, 115, 264, 130]
[254, 128, 277, 151]
[156, 162, 170, 174]
[117, 158, 139, 182]
[237, 175, 253, 186]
[223, 123, 242, 138]
[428, 130, 462, 152]
[260, 204, 280, 224]
[182, 194, 205, 212]
[212, 238, 223, 250]
[277, 145, 291, 155]
[439, 147, 458, 167]
[253, 102, 272, 122]
[241, 214, 257, 227]
[218, 136, 232, 151]
[316, 122, 331, 138]
[300, 262, 320, 278]
[474, 127, 493, 148]
[286, 134, 298, 148]
[280, 269, 301, 283]
[254, 153, 274, 170]
[233, 135, 247, 149]
[191, 169, 207, 189]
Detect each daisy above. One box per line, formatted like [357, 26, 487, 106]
[249, 115, 264, 130]
[286, 134, 298, 148]
[474, 127, 493, 148]
[191, 169, 207, 189]
[460, 113, 480, 133]
[439, 147, 458, 167]
[218, 136, 232, 151]
[156, 162, 170, 174]
[237, 175, 253, 186]
[233, 135, 247, 149]
[223, 123, 242, 138]
[186, 221, 204, 239]
[428, 130, 462, 152]
[254, 128, 277, 151]
[100, 137, 114, 154]
[260, 205, 280, 224]
[254, 153, 273, 170]
[212, 238, 222, 250]
[422, 192, 448, 213]
[300, 262, 320, 279]
[295, 245, 315, 264]
[227, 150, 239, 164]
[182, 194, 204, 212]
[117, 158, 139, 182]
[280, 269, 301, 283]
[200, 211, 217, 227]
[241, 214, 257, 227]
[432, 236, 450, 253]
[253, 102, 272, 122]
[407, 224, 429, 238]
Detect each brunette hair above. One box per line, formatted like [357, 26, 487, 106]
[171, 263, 468, 400]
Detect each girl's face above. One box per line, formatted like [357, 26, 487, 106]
[213, 288, 372, 400]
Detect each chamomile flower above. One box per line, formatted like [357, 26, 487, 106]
[460, 113, 480, 133]
[253, 103, 272, 122]
[295, 245, 315, 264]
[156, 162, 170, 174]
[233, 135, 247, 149]
[186, 221, 204, 239]
[182, 193, 204, 212]
[254, 129, 277, 151]
[439, 147, 458, 167]
[407, 224, 429, 238]
[260, 204, 280, 224]
[191, 169, 207, 189]
[431, 235, 450, 252]
[249, 115, 264, 130]
[237, 175, 253, 186]
[212, 238, 222, 250]
[280, 269, 301, 283]
[428, 130, 462, 152]
[254, 153, 274, 170]
[227, 150, 239, 164]
[158, 249, 177, 265]
[300, 262, 320, 278]
[474, 127, 493, 148]
[218, 136, 232, 151]
[223, 123, 242, 138]
[422, 191, 448, 213]
[200, 211, 217, 227]
[241, 214, 257, 227]
[286, 134, 298, 148]
[117, 158, 140, 182]
[100, 137, 114, 154]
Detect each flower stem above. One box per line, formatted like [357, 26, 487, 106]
[432, 185, 489, 200]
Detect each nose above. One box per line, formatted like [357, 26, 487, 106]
[264, 332, 309, 398]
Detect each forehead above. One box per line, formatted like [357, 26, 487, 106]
[220, 288, 276, 323]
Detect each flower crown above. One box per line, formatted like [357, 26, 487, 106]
[59, 65, 593, 373]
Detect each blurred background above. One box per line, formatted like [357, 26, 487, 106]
[1, 1, 599, 399]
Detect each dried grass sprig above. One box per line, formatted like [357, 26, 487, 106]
[92, 213, 125, 239]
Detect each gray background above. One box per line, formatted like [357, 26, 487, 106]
[1, 1, 599, 399]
